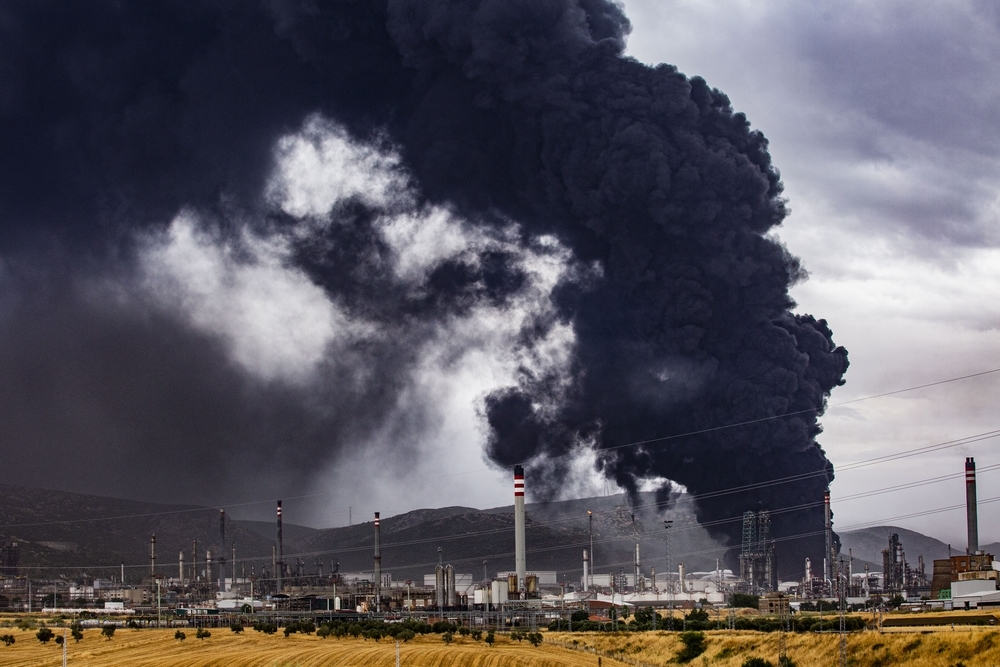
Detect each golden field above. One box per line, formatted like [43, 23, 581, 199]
[0, 625, 997, 666]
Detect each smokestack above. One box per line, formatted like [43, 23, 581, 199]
[632, 512, 640, 591]
[276, 500, 283, 592]
[179, 551, 185, 583]
[207, 550, 212, 585]
[582, 549, 589, 592]
[804, 557, 811, 584]
[823, 489, 833, 581]
[149, 534, 156, 577]
[513, 465, 526, 593]
[374, 512, 381, 613]
[967, 457, 979, 554]
[678, 562, 685, 593]
[219, 509, 226, 593]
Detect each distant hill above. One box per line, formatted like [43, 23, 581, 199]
[0, 484, 279, 581]
[839, 526, 956, 572]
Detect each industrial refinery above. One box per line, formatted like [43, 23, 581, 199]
[0, 455, 993, 629]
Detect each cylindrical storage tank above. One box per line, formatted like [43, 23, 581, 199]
[526, 574, 537, 595]
[446, 565, 456, 607]
[508, 573, 518, 595]
[435, 565, 445, 607]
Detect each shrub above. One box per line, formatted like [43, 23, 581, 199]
[527, 632, 543, 647]
[485, 631, 495, 646]
[36, 627, 54, 644]
[230, 623, 244, 634]
[398, 629, 415, 642]
[174, 630, 186, 641]
[458, 626, 470, 637]
[730, 594, 760, 609]
[101, 625, 116, 640]
[55, 634, 65, 646]
[742, 658, 774, 667]
[196, 628, 211, 641]
[470, 629, 482, 641]
[676, 631, 706, 663]
[442, 631, 453, 644]
[1, 634, 15, 646]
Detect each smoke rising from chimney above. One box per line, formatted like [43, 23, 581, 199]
[0, 0, 847, 567]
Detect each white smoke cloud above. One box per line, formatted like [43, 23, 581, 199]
[138, 116, 590, 521]
[140, 212, 360, 384]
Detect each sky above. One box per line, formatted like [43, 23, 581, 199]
[622, 0, 1000, 546]
[0, 0, 996, 556]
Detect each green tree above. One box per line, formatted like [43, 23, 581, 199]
[676, 631, 706, 663]
[470, 629, 482, 641]
[101, 625, 116, 640]
[174, 630, 186, 641]
[442, 631, 453, 644]
[742, 658, 774, 667]
[485, 631, 495, 647]
[570, 609, 589, 623]
[398, 629, 416, 643]
[527, 632, 543, 647]
[230, 623, 244, 634]
[458, 626, 470, 637]
[196, 628, 211, 641]
[55, 634, 65, 646]
[686, 608, 709, 623]
[36, 627, 54, 644]
[71, 628, 83, 643]
[1, 634, 15, 646]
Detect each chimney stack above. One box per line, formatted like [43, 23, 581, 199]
[582, 549, 589, 592]
[374, 512, 382, 613]
[149, 534, 156, 577]
[513, 465, 526, 594]
[219, 509, 227, 592]
[823, 489, 833, 581]
[276, 500, 284, 592]
[179, 551, 185, 583]
[967, 457, 979, 554]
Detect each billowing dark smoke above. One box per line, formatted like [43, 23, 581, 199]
[0, 0, 846, 567]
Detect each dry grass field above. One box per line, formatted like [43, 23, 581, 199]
[550, 627, 1000, 666]
[0, 625, 998, 666]
[0, 627, 602, 667]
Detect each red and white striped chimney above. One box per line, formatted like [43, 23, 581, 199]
[514, 465, 526, 593]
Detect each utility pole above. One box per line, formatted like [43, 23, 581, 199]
[838, 557, 847, 667]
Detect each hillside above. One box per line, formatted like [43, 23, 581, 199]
[0, 485, 277, 581]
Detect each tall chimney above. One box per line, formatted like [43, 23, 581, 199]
[276, 500, 283, 592]
[582, 549, 589, 592]
[179, 551, 185, 583]
[967, 457, 979, 554]
[149, 534, 156, 577]
[192, 539, 198, 582]
[374, 512, 382, 613]
[513, 465, 526, 593]
[823, 489, 833, 581]
[207, 550, 212, 585]
[219, 509, 227, 593]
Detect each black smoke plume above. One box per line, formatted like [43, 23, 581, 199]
[0, 0, 847, 568]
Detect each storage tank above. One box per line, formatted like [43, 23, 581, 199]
[446, 565, 456, 607]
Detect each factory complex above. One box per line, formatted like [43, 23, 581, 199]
[0, 460, 994, 627]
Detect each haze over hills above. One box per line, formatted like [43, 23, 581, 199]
[0, 485, 974, 583]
